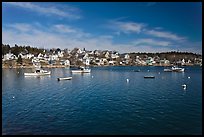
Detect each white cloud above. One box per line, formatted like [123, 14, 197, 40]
[145, 29, 186, 41]
[53, 24, 91, 38]
[132, 38, 171, 47]
[53, 24, 77, 33]
[7, 23, 33, 32]
[109, 20, 146, 34]
[2, 28, 176, 54]
[5, 2, 81, 19]
[2, 23, 200, 54]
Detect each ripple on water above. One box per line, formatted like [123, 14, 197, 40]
[2, 67, 202, 135]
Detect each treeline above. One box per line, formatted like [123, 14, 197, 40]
[2, 44, 45, 56]
[126, 51, 201, 61]
[2, 43, 202, 62]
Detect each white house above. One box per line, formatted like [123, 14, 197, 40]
[94, 50, 101, 56]
[76, 48, 83, 54]
[58, 50, 64, 58]
[32, 57, 40, 63]
[83, 53, 89, 60]
[64, 60, 70, 66]
[3, 52, 17, 60]
[101, 58, 108, 65]
[37, 53, 44, 59]
[124, 54, 130, 59]
[104, 51, 110, 58]
[85, 58, 90, 66]
[95, 57, 101, 66]
[18, 53, 27, 59]
[181, 58, 185, 65]
[109, 60, 117, 65]
[49, 54, 59, 61]
[26, 53, 34, 59]
[111, 52, 119, 59]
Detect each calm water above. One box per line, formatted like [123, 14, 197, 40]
[2, 66, 202, 135]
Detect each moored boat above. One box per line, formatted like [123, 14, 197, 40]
[164, 69, 172, 72]
[144, 76, 155, 78]
[71, 67, 91, 73]
[24, 69, 51, 76]
[164, 66, 184, 72]
[57, 77, 72, 81]
[171, 66, 185, 72]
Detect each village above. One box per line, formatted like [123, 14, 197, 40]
[2, 47, 202, 68]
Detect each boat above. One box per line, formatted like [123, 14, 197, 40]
[57, 77, 72, 81]
[171, 66, 184, 72]
[164, 68, 172, 72]
[24, 69, 51, 76]
[163, 66, 184, 72]
[71, 67, 91, 73]
[144, 76, 155, 78]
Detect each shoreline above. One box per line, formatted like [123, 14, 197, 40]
[2, 64, 196, 69]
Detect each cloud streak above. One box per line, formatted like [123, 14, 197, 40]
[1, 23, 170, 53]
[108, 20, 146, 34]
[132, 38, 171, 47]
[145, 29, 187, 41]
[3, 22, 201, 54]
[5, 2, 81, 19]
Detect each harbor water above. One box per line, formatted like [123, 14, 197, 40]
[2, 66, 202, 135]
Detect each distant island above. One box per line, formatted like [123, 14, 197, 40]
[2, 44, 202, 68]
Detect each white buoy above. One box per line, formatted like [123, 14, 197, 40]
[182, 84, 187, 90]
[158, 72, 160, 74]
[12, 96, 15, 99]
[126, 79, 129, 83]
[92, 76, 94, 78]
[147, 70, 150, 72]
[188, 76, 190, 79]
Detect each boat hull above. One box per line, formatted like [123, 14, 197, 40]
[71, 70, 91, 73]
[172, 68, 185, 72]
[164, 69, 172, 72]
[144, 76, 155, 78]
[57, 77, 72, 81]
[24, 71, 51, 76]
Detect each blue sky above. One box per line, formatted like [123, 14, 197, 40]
[2, 2, 202, 54]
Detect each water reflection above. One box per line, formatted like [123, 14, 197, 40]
[24, 75, 51, 79]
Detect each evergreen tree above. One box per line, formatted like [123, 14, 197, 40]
[17, 55, 23, 64]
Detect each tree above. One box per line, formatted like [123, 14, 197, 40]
[17, 55, 23, 64]
[2, 44, 11, 55]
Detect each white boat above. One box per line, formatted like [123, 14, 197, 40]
[24, 69, 51, 76]
[57, 77, 72, 81]
[144, 76, 155, 78]
[71, 67, 91, 73]
[164, 68, 172, 72]
[171, 66, 185, 72]
[164, 66, 184, 72]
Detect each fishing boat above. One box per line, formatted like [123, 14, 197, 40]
[71, 67, 91, 73]
[57, 77, 72, 81]
[24, 69, 51, 76]
[171, 66, 185, 72]
[164, 66, 184, 72]
[164, 68, 172, 72]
